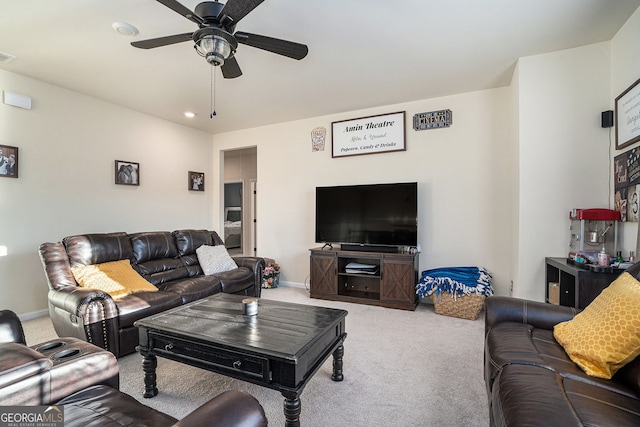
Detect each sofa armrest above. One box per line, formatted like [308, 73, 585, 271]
[484, 296, 579, 336]
[0, 310, 26, 344]
[232, 256, 265, 298]
[173, 390, 267, 427]
[47, 288, 120, 354]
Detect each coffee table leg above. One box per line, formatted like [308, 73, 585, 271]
[142, 353, 158, 398]
[283, 394, 301, 427]
[331, 343, 344, 381]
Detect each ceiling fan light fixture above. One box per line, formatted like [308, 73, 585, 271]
[193, 27, 237, 67]
[196, 35, 231, 66]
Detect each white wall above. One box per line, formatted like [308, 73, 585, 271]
[3, 8, 638, 316]
[213, 88, 515, 296]
[514, 42, 613, 300]
[0, 70, 213, 315]
[611, 7, 640, 253]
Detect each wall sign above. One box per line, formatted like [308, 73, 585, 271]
[616, 77, 640, 150]
[331, 111, 405, 158]
[413, 109, 452, 130]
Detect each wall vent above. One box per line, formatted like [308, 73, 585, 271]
[0, 51, 16, 64]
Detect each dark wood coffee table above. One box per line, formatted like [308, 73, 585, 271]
[135, 293, 348, 427]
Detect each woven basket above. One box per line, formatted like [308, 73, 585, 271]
[431, 293, 486, 320]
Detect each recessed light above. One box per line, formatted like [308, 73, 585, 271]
[184, 111, 196, 118]
[112, 22, 139, 36]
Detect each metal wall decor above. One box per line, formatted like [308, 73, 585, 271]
[413, 109, 452, 131]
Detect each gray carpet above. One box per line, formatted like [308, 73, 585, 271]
[23, 287, 489, 426]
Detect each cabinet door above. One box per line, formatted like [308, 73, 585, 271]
[310, 252, 337, 295]
[380, 257, 415, 303]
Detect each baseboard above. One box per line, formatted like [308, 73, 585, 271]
[273, 281, 307, 290]
[18, 309, 49, 321]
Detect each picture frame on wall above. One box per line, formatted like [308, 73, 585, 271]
[331, 111, 406, 158]
[0, 145, 18, 178]
[615, 77, 640, 150]
[115, 160, 139, 186]
[189, 171, 205, 191]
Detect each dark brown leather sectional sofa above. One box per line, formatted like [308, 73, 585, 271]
[484, 263, 640, 426]
[0, 309, 268, 426]
[39, 229, 265, 357]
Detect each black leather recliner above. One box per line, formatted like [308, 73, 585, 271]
[0, 309, 268, 427]
[39, 229, 265, 357]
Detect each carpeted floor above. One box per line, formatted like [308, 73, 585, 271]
[23, 287, 489, 426]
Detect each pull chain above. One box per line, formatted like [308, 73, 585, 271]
[210, 65, 217, 118]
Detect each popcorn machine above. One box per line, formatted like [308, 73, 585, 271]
[568, 208, 620, 265]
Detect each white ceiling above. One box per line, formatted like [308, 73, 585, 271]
[1, 0, 639, 135]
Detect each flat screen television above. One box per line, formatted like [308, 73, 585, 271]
[315, 182, 418, 251]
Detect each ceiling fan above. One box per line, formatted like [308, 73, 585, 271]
[131, 0, 309, 79]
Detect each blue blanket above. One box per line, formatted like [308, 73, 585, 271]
[415, 266, 493, 299]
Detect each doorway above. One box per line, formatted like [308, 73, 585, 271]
[223, 181, 243, 254]
[222, 147, 257, 255]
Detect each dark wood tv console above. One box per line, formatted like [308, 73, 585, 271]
[309, 247, 419, 310]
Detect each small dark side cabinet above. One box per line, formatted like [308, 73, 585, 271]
[310, 247, 419, 310]
[545, 257, 623, 309]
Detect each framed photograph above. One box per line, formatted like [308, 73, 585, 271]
[332, 111, 406, 158]
[115, 160, 139, 186]
[0, 145, 18, 178]
[189, 171, 205, 191]
[616, 77, 640, 150]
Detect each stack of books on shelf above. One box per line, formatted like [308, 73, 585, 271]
[345, 262, 379, 275]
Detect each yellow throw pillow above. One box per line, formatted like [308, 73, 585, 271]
[553, 272, 640, 379]
[71, 260, 157, 300]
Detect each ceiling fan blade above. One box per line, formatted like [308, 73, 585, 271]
[220, 0, 265, 25]
[221, 56, 243, 79]
[156, 0, 204, 25]
[235, 32, 308, 60]
[131, 33, 193, 49]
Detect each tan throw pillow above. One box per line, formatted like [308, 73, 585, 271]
[71, 260, 157, 300]
[553, 272, 640, 379]
[196, 245, 238, 275]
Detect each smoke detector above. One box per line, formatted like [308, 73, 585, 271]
[112, 22, 139, 37]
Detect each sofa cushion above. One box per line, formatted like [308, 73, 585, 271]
[173, 229, 214, 256]
[491, 364, 583, 427]
[554, 272, 640, 379]
[485, 321, 637, 398]
[115, 291, 183, 328]
[56, 385, 177, 427]
[71, 260, 158, 300]
[156, 276, 223, 304]
[0, 343, 52, 389]
[491, 363, 640, 427]
[129, 231, 179, 263]
[63, 233, 133, 267]
[214, 267, 256, 294]
[615, 356, 640, 395]
[196, 245, 238, 275]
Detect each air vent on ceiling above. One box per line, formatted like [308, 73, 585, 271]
[0, 51, 17, 64]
